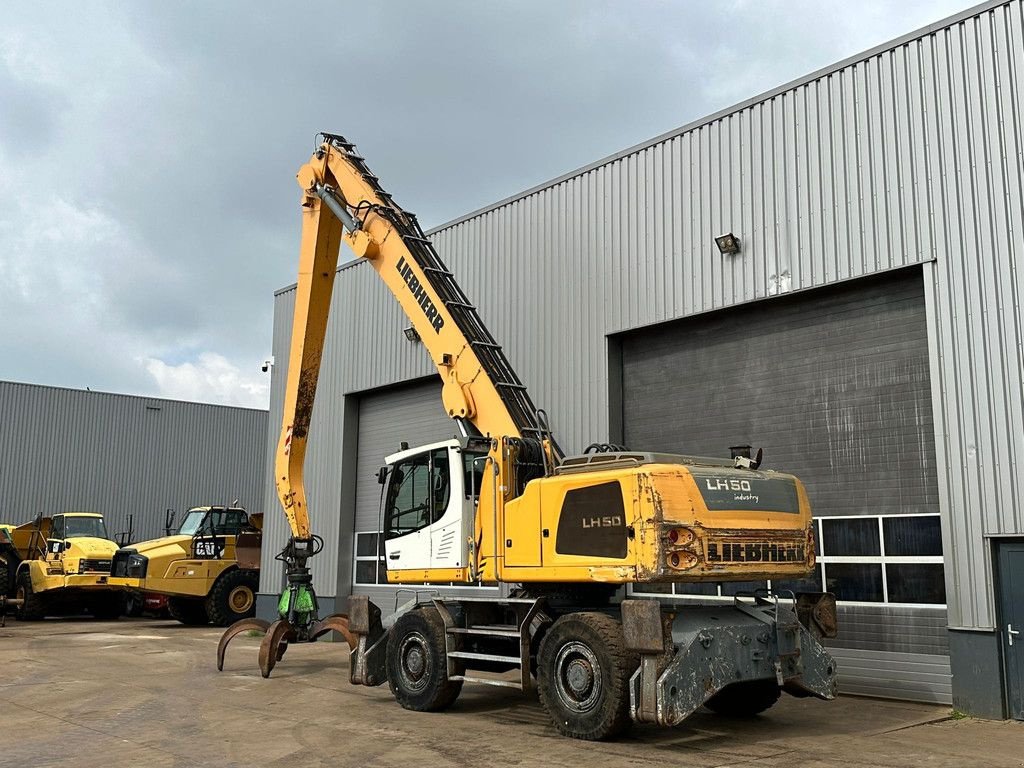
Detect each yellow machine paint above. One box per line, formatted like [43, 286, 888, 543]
[0, 512, 123, 620]
[276, 135, 815, 589]
[109, 506, 262, 626]
[219, 135, 837, 742]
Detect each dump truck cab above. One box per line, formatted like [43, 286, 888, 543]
[110, 505, 262, 626]
[0, 512, 123, 620]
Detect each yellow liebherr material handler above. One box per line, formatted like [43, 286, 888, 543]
[218, 133, 839, 740]
[0, 513, 122, 620]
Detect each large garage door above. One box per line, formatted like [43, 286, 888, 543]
[620, 267, 951, 703]
[351, 378, 494, 613]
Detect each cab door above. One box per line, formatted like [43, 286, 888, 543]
[428, 446, 467, 570]
[383, 450, 436, 571]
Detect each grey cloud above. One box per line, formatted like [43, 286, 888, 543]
[0, 0, 971, 406]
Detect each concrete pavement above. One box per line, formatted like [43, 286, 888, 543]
[1, 618, 1021, 767]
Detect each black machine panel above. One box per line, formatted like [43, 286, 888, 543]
[555, 481, 628, 559]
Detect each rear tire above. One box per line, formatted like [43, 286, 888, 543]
[386, 607, 463, 711]
[205, 569, 258, 627]
[705, 680, 781, 717]
[15, 571, 46, 621]
[167, 596, 209, 625]
[536, 612, 638, 741]
[0, 559, 10, 598]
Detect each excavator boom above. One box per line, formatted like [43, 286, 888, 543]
[276, 133, 555, 542]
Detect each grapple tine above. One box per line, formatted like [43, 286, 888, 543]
[309, 613, 357, 648]
[217, 618, 271, 671]
[259, 619, 296, 678]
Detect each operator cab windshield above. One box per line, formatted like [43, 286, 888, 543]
[178, 508, 248, 537]
[60, 516, 110, 540]
[177, 509, 207, 536]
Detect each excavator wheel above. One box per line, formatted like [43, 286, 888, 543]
[536, 612, 638, 741]
[386, 607, 463, 712]
[705, 680, 781, 717]
[168, 596, 209, 625]
[205, 569, 259, 627]
[15, 571, 46, 621]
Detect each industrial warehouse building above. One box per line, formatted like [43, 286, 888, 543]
[258, 0, 1024, 720]
[0, 380, 268, 541]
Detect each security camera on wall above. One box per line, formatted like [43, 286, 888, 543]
[261, 357, 274, 373]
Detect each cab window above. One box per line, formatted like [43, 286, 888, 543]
[384, 449, 450, 539]
[50, 516, 65, 540]
[198, 509, 247, 536]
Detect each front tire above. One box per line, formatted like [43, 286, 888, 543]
[167, 596, 209, 625]
[705, 680, 781, 716]
[15, 571, 46, 621]
[386, 607, 463, 711]
[205, 569, 258, 627]
[536, 612, 638, 741]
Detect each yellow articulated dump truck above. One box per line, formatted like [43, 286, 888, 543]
[109, 506, 262, 626]
[0, 512, 123, 620]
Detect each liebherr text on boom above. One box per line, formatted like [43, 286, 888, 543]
[218, 132, 839, 741]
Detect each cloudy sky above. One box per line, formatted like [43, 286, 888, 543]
[1, 1, 971, 409]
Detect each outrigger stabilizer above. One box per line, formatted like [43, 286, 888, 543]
[217, 536, 368, 677]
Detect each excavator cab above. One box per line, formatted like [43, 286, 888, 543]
[380, 439, 484, 576]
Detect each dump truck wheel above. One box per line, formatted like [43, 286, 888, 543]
[205, 569, 259, 627]
[167, 596, 209, 625]
[0, 559, 9, 597]
[705, 680, 781, 717]
[536, 612, 638, 741]
[15, 571, 46, 621]
[90, 593, 124, 620]
[386, 607, 463, 712]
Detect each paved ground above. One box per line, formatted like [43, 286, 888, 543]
[1, 618, 1022, 768]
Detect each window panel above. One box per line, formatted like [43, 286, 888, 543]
[886, 564, 946, 604]
[720, 580, 768, 596]
[635, 582, 674, 595]
[355, 561, 378, 585]
[883, 516, 942, 556]
[824, 563, 883, 602]
[355, 533, 379, 558]
[821, 517, 880, 557]
[771, 565, 823, 594]
[673, 582, 718, 596]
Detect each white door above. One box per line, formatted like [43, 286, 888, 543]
[429, 446, 467, 570]
[382, 449, 434, 571]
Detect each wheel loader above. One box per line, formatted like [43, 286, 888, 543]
[0, 512, 123, 620]
[110, 505, 261, 626]
[217, 133, 840, 741]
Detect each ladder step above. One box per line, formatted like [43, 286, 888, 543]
[447, 626, 520, 638]
[448, 675, 523, 690]
[436, 596, 539, 605]
[448, 651, 522, 664]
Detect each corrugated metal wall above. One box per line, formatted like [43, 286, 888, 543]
[0, 380, 267, 542]
[264, 0, 1023, 632]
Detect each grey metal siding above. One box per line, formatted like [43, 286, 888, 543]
[618, 269, 938, 520]
[264, 0, 1024, 635]
[0, 380, 267, 542]
[829, 605, 952, 704]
